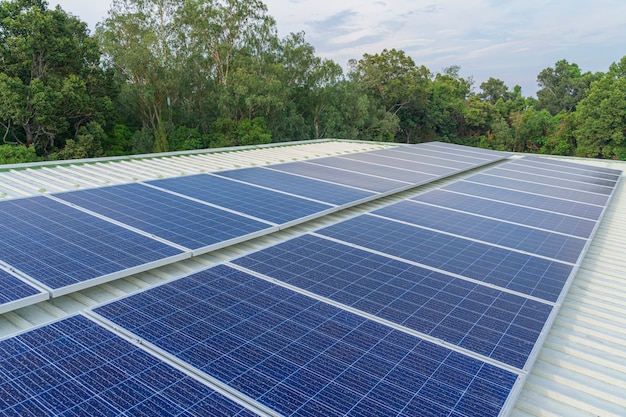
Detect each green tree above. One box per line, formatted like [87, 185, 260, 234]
[0, 0, 112, 153]
[0, 144, 41, 164]
[536, 59, 599, 115]
[479, 77, 511, 104]
[575, 56, 626, 159]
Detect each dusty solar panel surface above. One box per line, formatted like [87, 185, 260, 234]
[1, 143, 621, 416]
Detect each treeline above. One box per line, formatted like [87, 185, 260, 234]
[1, 0, 626, 164]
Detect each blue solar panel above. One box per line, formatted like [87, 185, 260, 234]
[214, 167, 375, 205]
[419, 142, 511, 161]
[147, 174, 332, 225]
[54, 183, 272, 250]
[0, 196, 183, 291]
[0, 315, 255, 416]
[523, 155, 622, 177]
[374, 148, 477, 169]
[340, 152, 457, 176]
[411, 190, 596, 238]
[307, 157, 438, 183]
[467, 173, 610, 206]
[233, 234, 552, 369]
[505, 161, 618, 187]
[443, 181, 604, 220]
[486, 167, 614, 195]
[93, 265, 519, 417]
[271, 161, 411, 193]
[0, 269, 46, 311]
[374, 201, 587, 263]
[318, 215, 572, 302]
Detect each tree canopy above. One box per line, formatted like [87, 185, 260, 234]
[1, 0, 626, 163]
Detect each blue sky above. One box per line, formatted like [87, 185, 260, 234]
[52, 0, 626, 97]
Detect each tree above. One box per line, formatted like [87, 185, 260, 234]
[0, 0, 112, 153]
[479, 77, 511, 104]
[575, 56, 626, 159]
[536, 59, 599, 115]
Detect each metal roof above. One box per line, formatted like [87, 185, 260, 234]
[0, 140, 625, 416]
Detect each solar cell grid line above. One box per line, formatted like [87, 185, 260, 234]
[305, 156, 439, 184]
[389, 143, 506, 164]
[231, 234, 553, 370]
[145, 173, 334, 226]
[411, 189, 597, 238]
[92, 264, 521, 417]
[270, 161, 412, 193]
[53, 183, 275, 253]
[515, 157, 623, 181]
[214, 167, 376, 206]
[373, 200, 587, 263]
[466, 173, 610, 206]
[483, 167, 615, 195]
[0, 314, 260, 416]
[0, 268, 48, 314]
[443, 181, 605, 220]
[339, 152, 458, 176]
[522, 155, 623, 176]
[317, 214, 573, 302]
[0, 196, 186, 297]
[501, 161, 618, 187]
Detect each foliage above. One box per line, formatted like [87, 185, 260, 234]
[0, 144, 41, 164]
[2, 0, 626, 163]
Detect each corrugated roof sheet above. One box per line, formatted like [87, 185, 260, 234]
[0, 140, 625, 416]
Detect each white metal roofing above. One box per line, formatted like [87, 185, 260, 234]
[0, 140, 625, 416]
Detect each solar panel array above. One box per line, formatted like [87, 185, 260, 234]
[0, 143, 509, 312]
[1, 146, 620, 416]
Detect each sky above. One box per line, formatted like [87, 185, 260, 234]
[51, 0, 626, 97]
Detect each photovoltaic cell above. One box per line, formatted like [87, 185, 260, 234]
[522, 155, 622, 176]
[0, 315, 255, 416]
[307, 157, 437, 183]
[485, 167, 614, 195]
[420, 142, 511, 161]
[503, 161, 618, 187]
[443, 181, 604, 220]
[374, 200, 586, 263]
[233, 234, 552, 369]
[271, 161, 411, 193]
[466, 173, 610, 206]
[375, 148, 477, 169]
[147, 174, 333, 225]
[318, 215, 573, 302]
[93, 265, 519, 417]
[338, 152, 457, 176]
[0, 197, 183, 291]
[54, 183, 272, 250]
[214, 167, 375, 205]
[0, 270, 46, 312]
[411, 189, 596, 238]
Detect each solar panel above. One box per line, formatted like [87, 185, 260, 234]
[340, 152, 458, 176]
[306, 157, 438, 183]
[522, 155, 622, 176]
[0, 196, 186, 296]
[214, 167, 376, 206]
[317, 214, 573, 302]
[485, 167, 614, 195]
[419, 141, 512, 161]
[466, 173, 610, 206]
[232, 234, 552, 369]
[147, 174, 334, 226]
[443, 181, 605, 220]
[54, 183, 274, 252]
[271, 161, 411, 193]
[374, 147, 478, 169]
[411, 189, 596, 238]
[0, 269, 48, 314]
[93, 265, 520, 417]
[373, 200, 587, 263]
[0, 315, 256, 415]
[504, 161, 618, 187]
